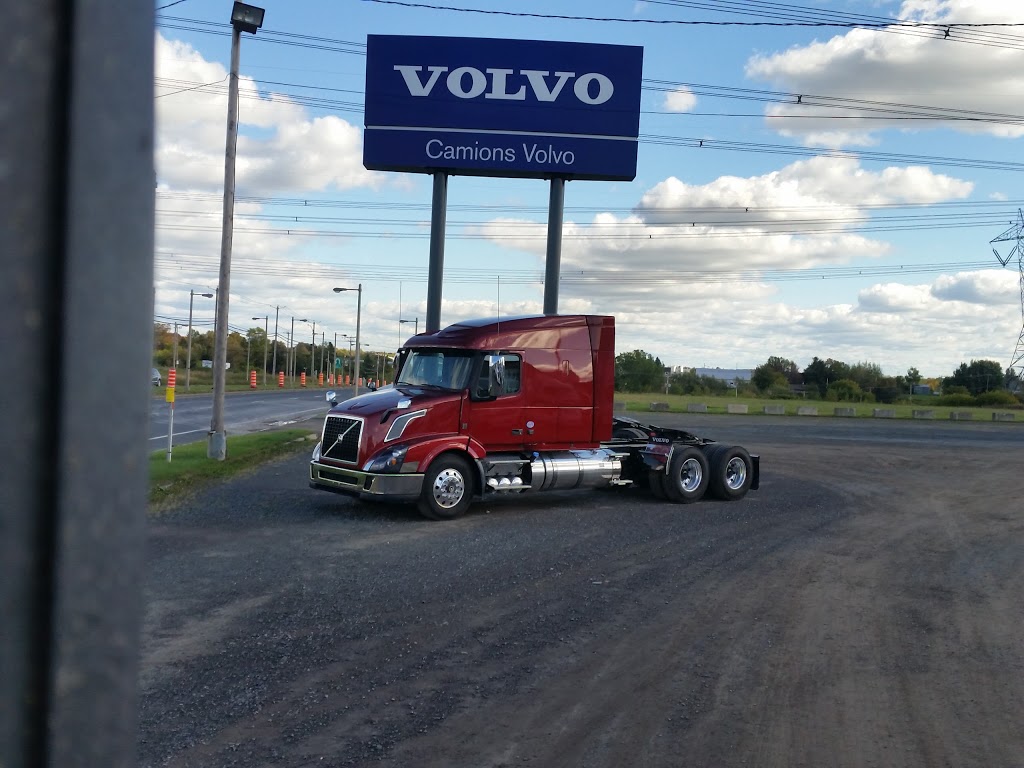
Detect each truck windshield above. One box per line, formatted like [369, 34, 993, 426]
[396, 349, 476, 390]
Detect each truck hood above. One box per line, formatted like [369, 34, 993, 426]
[329, 384, 462, 419]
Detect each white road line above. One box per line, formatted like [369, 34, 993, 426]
[149, 428, 209, 442]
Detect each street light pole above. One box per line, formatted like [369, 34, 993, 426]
[289, 316, 307, 382]
[319, 330, 326, 379]
[186, 289, 213, 391]
[209, 2, 265, 460]
[399, 317, 419, 345]
[252, 315, 268, 385]
[310, 321, 316, 378]
[333, 284, 362, 395]
[271, 305, 279, 377]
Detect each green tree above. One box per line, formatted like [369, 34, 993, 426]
[615, 350, 666, 393]
[752, 366, 789, 393]
[802, 357, 851, 398]
[827, 378, 863, 402]
[848, 361, 883, 393]
[942, 360, 1004, 395]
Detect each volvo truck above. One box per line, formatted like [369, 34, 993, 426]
[309, 314, 759, 519]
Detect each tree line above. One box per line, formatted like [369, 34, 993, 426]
[615, 349, 1022, 406]
[152, 323, 394, 380]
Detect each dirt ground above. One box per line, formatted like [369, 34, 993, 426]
[138, 422, 1024, 767]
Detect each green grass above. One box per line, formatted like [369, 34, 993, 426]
[615, 392, 1021, 422]
[149, 428, 317, 507]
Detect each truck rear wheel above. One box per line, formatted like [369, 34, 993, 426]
[704, 444, 753, 501]
[418, 453, 473, 520]
[661, 446, 709, 503]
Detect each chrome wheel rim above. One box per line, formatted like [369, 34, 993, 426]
[677, 457, 703, 492]
[432, 468, 466, 509]
[724, 457, 747, 490]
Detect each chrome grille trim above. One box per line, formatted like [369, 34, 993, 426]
[321, 414, 363, 464]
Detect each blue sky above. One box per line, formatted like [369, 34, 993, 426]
[153, 0, 1024, 377]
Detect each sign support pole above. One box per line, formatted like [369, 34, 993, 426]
[543, 177, 565, 315]
[166, 402, 174, 462]
[426, 172, 448, 333]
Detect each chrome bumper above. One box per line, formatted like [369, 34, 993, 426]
[309, 459, 423, 501]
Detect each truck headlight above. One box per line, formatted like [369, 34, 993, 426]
[363, 445, 408, 473]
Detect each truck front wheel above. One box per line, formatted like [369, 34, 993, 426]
[419, 453, 474, 520]
[661, 446, 709, 503]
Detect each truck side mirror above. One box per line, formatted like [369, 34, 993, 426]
[489, 354, 505, 395]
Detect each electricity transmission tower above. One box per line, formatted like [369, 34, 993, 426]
[991, 208, 1024, 385]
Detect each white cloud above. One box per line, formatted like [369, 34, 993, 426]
[155, 33, 378, 195]
[745, 0, 1024, 144]
[470, 156, 971, 307]
[663, 87, 697, 112]
[931, 270, 1020, 304]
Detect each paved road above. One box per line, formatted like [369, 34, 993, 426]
[138, 416, 1024, 767]
[148, 387, 356, 448]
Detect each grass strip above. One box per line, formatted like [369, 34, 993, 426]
[149, 428, 316, 507]
[615, 393, 1021, 421]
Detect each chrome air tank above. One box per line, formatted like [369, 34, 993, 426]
[529, 449, 622, 492]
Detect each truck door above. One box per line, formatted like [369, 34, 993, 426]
[461, 353, 525, 452]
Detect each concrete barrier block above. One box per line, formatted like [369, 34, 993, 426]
[949, 411, 973, 421]
[992, 412, 1016, 422]
[833, 407, 856, 417]
[649, 402, 670, 412]
[912, 410, 935, 419]
[727, 404, 748, 414]
[872, 408, 896, 418]
[763, 405, 785, 415]
[796, 406, 818, 416]
[687, 403, 708, 413]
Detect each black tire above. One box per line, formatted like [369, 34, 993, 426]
[418, 453, 474, 520]
[704, 444, 753, 501]
[661, 445, 709, 503]
[648, 470, 667, 499]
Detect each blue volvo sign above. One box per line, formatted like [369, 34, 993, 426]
[363, 35, 643, 181]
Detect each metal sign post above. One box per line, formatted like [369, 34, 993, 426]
[165, 369, 177, 462]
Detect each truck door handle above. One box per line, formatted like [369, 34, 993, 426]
[511, 428, 523, 435]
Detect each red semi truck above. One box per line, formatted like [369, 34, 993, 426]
[309, 314, 759, 519]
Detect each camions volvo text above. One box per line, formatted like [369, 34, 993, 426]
[309, 315, 760, 520]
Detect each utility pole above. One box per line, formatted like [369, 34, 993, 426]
[209, 3, 264, 460]
[271, 305, 279, 377]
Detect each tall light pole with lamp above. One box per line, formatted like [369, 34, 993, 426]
[333, 285, 362, 395]
[309, 320, 317, 378]
[289, 316, 307, 381]
[252, 315, 268, 385]
[399, 317, 418, 343]
[185, 289, 213, 391]
[271, 305, 279, 378]
[209, 1, 265, 460]
[337, 333, 352, 382]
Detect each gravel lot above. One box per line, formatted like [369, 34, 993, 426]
[139, 416, 1024, 767]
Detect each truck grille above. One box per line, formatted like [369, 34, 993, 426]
[322, 415, 362, 464]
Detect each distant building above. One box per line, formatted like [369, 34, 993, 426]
[911, 384, 933, 395]
[694, 367, 753, 383]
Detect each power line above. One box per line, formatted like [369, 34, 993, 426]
[156, 190, 1024, 215]
[154, 250, 998, 285]
[357, 0, 1024, 50]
